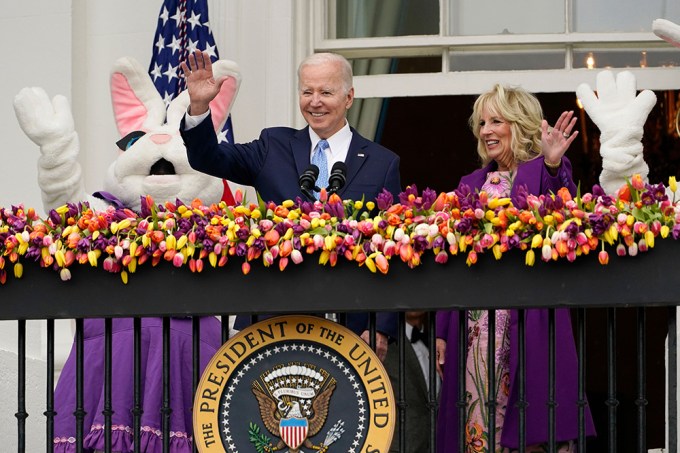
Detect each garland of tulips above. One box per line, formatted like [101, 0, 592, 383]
[0, 175, 679, 285]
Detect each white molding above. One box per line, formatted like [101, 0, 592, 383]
[352, 67, 680, 98]
[312, 32, 670, 58]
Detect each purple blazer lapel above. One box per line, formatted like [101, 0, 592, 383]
[510, 159, 542, 202]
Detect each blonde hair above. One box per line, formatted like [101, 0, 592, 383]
[297, 53, 353, 95]
[468, 84, 543, 166]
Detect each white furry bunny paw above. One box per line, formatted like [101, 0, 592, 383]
[576, 70, 657, 195]
[653, 18, 680, 48]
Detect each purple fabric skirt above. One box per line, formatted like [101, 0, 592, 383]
[52, 317, 223, 453]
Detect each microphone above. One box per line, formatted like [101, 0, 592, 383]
[327, 161, 347, 195]
[299, 165, 319, 201]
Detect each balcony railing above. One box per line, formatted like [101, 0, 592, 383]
[3, 239, 680, 452]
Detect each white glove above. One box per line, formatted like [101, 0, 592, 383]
[13, 87, 87, 211]
[576, 70, 657, 195]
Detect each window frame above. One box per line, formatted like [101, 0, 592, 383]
[303, 1, 680, 97]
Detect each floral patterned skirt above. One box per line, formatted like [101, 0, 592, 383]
[465, 310, 576, 453]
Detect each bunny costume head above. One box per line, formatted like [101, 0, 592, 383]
[13, 56, 241, 212]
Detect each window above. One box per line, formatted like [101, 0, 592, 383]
[313, 0, 680, 96]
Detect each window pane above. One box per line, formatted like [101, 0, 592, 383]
[334, 0, 438, 39]
[449, 0, 565, 35]
[573, 0, 680, 32]
[573, 49, 680, 69]
[449, 50, 566, 71]
[349, 57, 441, 76]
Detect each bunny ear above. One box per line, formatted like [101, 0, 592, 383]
[110, 57, 167, 137]
[166, 90, 190, 127]
[208, 60, 242, 132]
[653, 19, 680, 49]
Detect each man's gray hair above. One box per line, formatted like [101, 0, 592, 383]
[298, 53, 353, 94]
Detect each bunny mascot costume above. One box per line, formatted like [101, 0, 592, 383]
[13, 56, 240, 452]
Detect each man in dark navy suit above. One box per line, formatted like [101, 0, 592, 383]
[179, 50, 401, 360]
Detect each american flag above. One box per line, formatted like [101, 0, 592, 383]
[148, 0, 234, 145]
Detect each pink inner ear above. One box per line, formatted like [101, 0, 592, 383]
[209, 77, 238, 131]
[111, 73, 149, 137]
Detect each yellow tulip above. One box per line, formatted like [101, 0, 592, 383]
[487, 197, 511, 210]
[670, 176, 677, 194]
[284, 228, 294, 241]
[55, 250, 66, 267]
[319, 250, 330, 265]
[492, 244, 502, 260]
[117, 219, 131, 231]
[645, 230, 655, 248]
[365, 256, 377, 273]
[13, 262, 23, 278]
[525, 249, 535, 266]
[87, 251, 98, 267]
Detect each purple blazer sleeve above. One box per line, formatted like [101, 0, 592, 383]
[511, 156, 577, 201]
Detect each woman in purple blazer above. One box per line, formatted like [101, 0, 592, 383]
[435, 84, 596, 452]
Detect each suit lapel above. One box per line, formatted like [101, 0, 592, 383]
[339, 128, 369, 197]
[291, 127, 312, 176]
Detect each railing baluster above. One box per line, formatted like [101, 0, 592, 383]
[369, 312, 377, 356]
[133, 318, 142, 453]
[75, 318, 84, 453]
[162, 317, 171, 453]
[549, 309, 556, 453]
[104, 318, 113, 453]
[193, 317, 200, 453]
[221, 315, 230, 344]
[427, 310, 437, 453]
[16, 319, 26, 453]
[636, 307, 647, 452]
[518, 309, 526, 452]
[396, 312, 406, 453]
[488, 309, 496, 453]
[45, 319, 55, 453]
[669, 306, 677, 453]
[457, 310, 467, 453]
[607, 308, 618, 453]
[576, 308, 587, 452]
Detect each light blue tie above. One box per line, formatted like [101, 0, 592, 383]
[311, 139, 329, 197]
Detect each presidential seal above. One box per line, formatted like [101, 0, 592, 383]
[194, 316, 395, 453]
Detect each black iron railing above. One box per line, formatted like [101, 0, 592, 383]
[4, 240, 680, 452]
